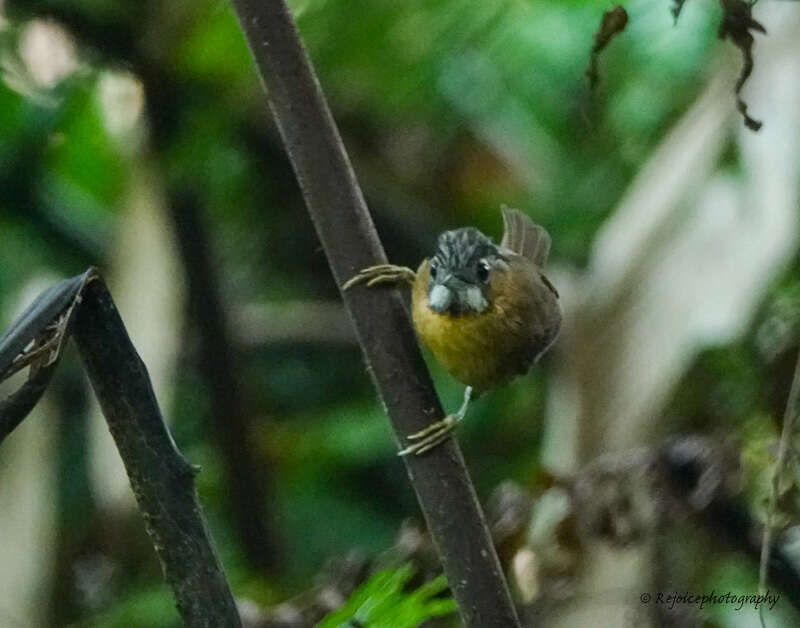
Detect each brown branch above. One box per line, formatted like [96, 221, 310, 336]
[0, 271, 242, 627]
[228, 1, 521, 626]
[169, 190, 281, 572]
[72, 274, 242, 627]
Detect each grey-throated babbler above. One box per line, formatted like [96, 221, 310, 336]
[344, 207, 561, 455]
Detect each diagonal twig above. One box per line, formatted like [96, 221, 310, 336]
[228, 0, 521, 625]
[0, 271, 242, 627]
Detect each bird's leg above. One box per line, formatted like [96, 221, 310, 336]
[398, 386, 473, 456]
[342, 264, 416, 291]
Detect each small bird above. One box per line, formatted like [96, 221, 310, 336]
[343, 207, 561, 455]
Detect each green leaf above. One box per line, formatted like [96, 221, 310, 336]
[316, 565, 457, 628]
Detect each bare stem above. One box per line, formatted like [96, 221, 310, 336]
[228, 0, 521, 625]
[169, 190, 281, 573]
[73, 276, 241, 628]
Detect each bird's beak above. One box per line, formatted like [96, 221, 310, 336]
[429, 282, 454, 313]
[428, 272, 488, 315]
[429, 273, 468, 313]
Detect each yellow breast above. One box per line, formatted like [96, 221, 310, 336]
[411, 258, 550, 392]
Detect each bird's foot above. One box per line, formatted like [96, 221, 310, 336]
[398, 387, 472, 456]
[397, 414, 460, 456]
[342, 264, 416, 290]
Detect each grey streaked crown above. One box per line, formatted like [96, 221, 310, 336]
[431, 228, 498, 273]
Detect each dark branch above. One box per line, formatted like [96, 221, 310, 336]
[72, 274, 242, 627]
[228, 1, 521, 626]
[0, 271, 242, 627]
[169, 190, 281, 572]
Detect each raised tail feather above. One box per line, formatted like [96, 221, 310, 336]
[500, 206, 551, 267]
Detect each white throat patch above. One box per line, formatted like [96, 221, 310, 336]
[429, 284, 488, 314]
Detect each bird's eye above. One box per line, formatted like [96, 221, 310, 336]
[430, 262, 438, 279]
[477, 260, 490, 283]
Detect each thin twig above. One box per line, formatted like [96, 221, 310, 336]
[169, 190, 281, 573]
[0, 272, 242, 626]
[228, 0, 521, 625]
[758, 349, 800, 626]
[73, 275, 242, 627]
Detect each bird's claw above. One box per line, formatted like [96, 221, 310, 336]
[342, 264, 416, 291]
[397, 414, 459, 456]
[398, 386, 472, 456]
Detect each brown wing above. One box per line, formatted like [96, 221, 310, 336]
[500, 206, 551, 267]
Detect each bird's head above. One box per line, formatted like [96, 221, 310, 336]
[426, 227, 507, 315]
